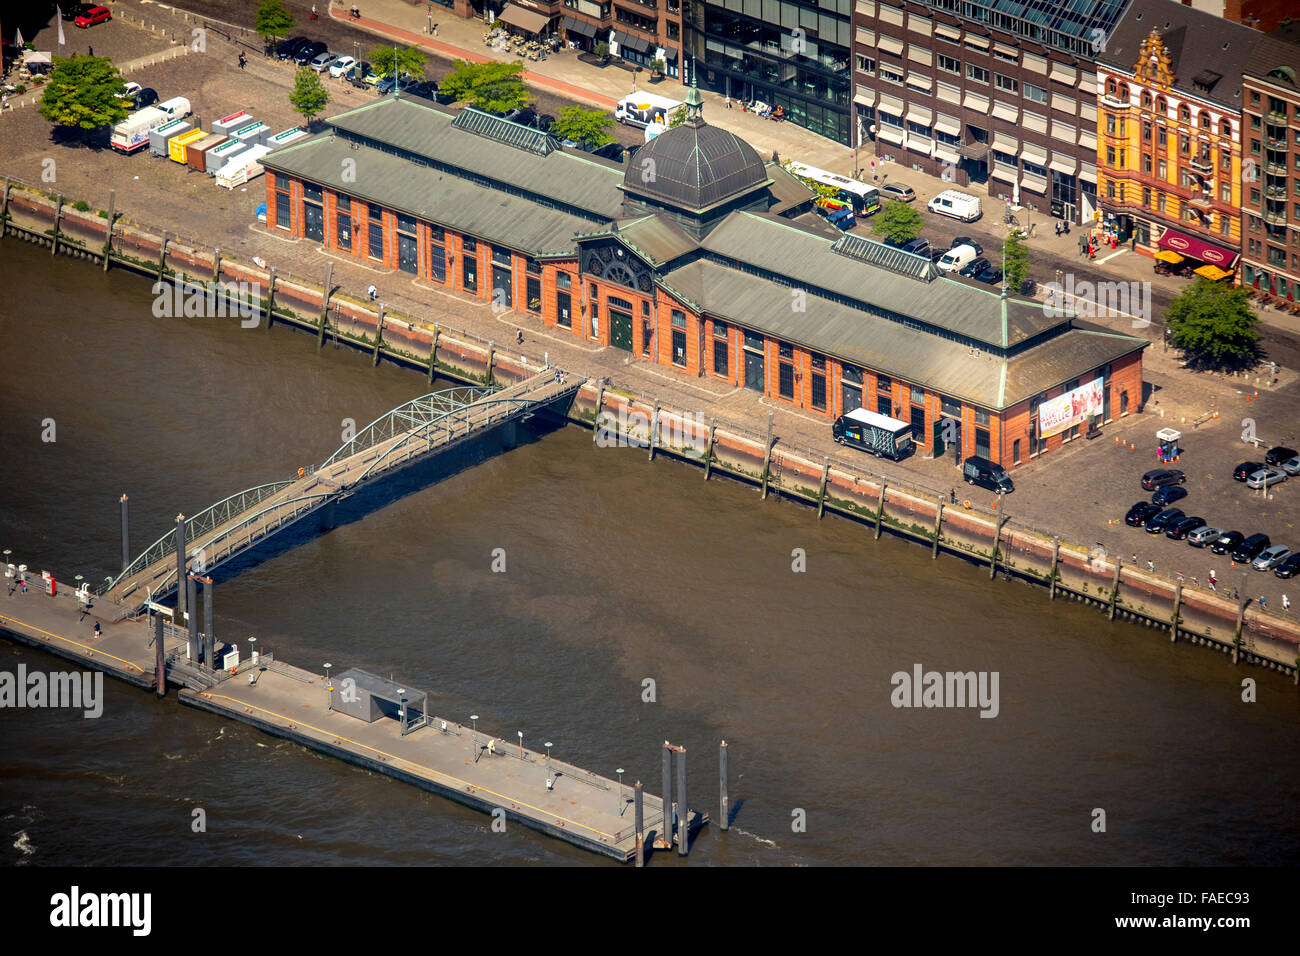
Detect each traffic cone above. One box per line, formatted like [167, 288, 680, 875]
[1246, 394, 1252, 402]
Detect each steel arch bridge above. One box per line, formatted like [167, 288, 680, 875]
[101, 372, 582, 608]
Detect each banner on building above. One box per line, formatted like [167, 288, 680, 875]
[1038, 377, 1103, 437]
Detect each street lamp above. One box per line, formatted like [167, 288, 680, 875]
[248, 635, 257, 664]
[517, 730, 524, 759]
[616, 767, 625, 805]
[324, 662, 332, 708]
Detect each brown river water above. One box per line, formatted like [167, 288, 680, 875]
[1, 240, 1299, 866]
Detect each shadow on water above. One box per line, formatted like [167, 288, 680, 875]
[160, 414, 563, 603]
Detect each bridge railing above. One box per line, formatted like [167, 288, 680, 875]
[321, 386, 496, 469]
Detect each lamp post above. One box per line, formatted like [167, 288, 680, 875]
[248, 635, 256, 664]
[324, 662, 332, 709]
[617, 767, 625, 807]
[517, 730, 524, 759]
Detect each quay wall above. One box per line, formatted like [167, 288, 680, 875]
[3, 183, 1298, 678]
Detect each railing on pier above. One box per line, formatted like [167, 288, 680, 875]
[321, 386, 495, 468]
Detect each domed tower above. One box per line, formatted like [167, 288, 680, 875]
[620, 67, 773, 237]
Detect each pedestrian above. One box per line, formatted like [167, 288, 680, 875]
[1259, 595, 1267, 609]
[516, 328, 524, 344]
[1284, 594, 1291, 612]
[950, 488, 957, 504]
[238, 51, 246, 70]
[1131, 553, 1137, 565]
[93, 622, 101, 637]
[1192, 576, 1199, 587]
[1054, 221, 1061, 237]
[434, 22, 439, 36]
[1147, 560, 1155, 573]
[19, 579, 27, 594]
[725, 95, 732, 109]
[88, 45, 93, 57]
[1177, 571, 1184, 583]
[1063, 220, 1070, 235]
[1209, 569, 1216, 590]
[368, 283, 377, 301]
[311, 3, 318, 19]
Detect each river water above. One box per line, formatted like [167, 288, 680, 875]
[2, 240, 1299, 867]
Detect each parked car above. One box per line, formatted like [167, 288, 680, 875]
[1125, 501, 1162, 527]
[1165, 515, 1206, 540]
[116, 81, 143, 101]
[1274, 554, 1300, 578]
[928, 189, 982, 221]
[958, 256, 991, 278]
[374, 72, 414, 94]
[1210, 531, 1244, 555]
[951, 237, 983, 255]
[1150, 485, 1188, 507]
[294, 42, 327, 66]
[1186, 525, 1223, 547]
[405, 80, 437, 99]
[1245, 467, 1287, 489]
[880, 182, 916, 202]
[310, 51, 339, 72]
[973, 264, 1003, 285]
[963, 455, 1013, 494]
[1231, 533, 1272, 563]
[63, 3, 95, 20]
[1252, 545, 1293, 571]
[1145, 508, 1185, 534]
[1282, 455, 1300, 476]
[1233, 460, 1264, 481]
[328, 55, 357, 78]
[276, 36, 310, 60]
[133, 88, 159, 109]
[75, 5, 112, 27]
[1265, 445, 1298, 467]
[899, 237, 932, 258]
[1142, 468, 1186, 490]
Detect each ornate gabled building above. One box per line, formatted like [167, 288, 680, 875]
[261, 87, 1145, 468]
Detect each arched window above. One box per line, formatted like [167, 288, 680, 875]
[1106, 79, 1116, 97]
[1179, 104, 1190, 123]
[1220, 119, 1231, 137]
[1155, 95, 1167, 114]
[1199, 110, 1210, 129]
[1142, 91, 1152, 109]
[1118, 83, 1129, 101]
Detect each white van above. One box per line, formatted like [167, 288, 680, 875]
[927, 189, 982, 222]
[937, 243, 978, 273]
[156, 96, 192, 120]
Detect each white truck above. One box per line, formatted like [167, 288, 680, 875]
[614, 92, 684, 130]
[110, 107, 170, 154]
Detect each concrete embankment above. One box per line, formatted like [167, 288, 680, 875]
[4, 184, 1298, 677]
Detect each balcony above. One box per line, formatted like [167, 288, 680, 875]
[1266, 108, 1289, 123]
[1268, 138, 1290, 150]
[1188, 155, 1212, 173]
[1189, 194, 1213, 210]
[1266, 161, 1287, 175]
[1265, 185, 1287, 198]
[1100, 94, 1129, 110]
[1263, 211, 1289, 225]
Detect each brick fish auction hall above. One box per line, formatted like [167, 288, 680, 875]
[261, 85, 1146, 469]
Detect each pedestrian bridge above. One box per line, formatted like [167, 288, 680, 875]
[100, 370, 583, 610]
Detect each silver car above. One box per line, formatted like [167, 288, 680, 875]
[1245, 468, 1287, 489]
[1187, 525, 1223, 547]
[1252, 544, 1293, 571]
[1281, 455, 1300, 476]
[310, 51, 338, 72]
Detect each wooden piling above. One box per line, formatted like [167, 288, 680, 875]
[817, 457, 830, 518]
[154, 613, 166, 698]
[648, 400, 659, 462]
[719, 740, 729, 831]
[932, 498, 944, 558]
[427, 323, 440, 382]
[874, 483, 887, 539]
[486, 341, 495, 385]
[186, 575, 198, 657]
[102, 189, 115, 272]
[372, 305, 384, 366]
[0, 177, 9, 240]
[676, 745, 688, 856]
[1170, 581, 1182, 642]
[1048, 537, 1060, 600]
[120, 494, 130, 574]
[264, 272, 277, 330]
[317, 262, 333, 350]
[1108, 559, 1122, 620]
[657, 744, 672, 849]
[703, 417, 717, 481]
[202, 577, 215, 667]
[990, 514, 1006, 579]
[158, 230, 168, 282]
[760, 412, 774, 500]
[634, 781, 644, 868]
[174, 514, 187, 617]
[592, 383, 605, 444]
[51, 196, 63, 257]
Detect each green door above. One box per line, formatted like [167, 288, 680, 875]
[610, 308, 633, 352]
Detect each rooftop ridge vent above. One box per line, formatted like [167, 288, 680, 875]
[451, 108, 558, 156]
[829, 233, 940, 282]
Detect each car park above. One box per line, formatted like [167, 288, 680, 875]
[927, 189, 982, 221]
[75, 5, 111, 27]
[1186, 525, 1223, 547]
[1165, 516, 1206, 540]
[294, 42, 327, 66]
[1151, 485, 1188, 507]
[1145, 508, 1184, 534]
[1125, 501, 1161, 527]
[1275, 554, 1300, 578]
[1233, 461, 1264, 481]
[880, 183, 915, 202]
[952, 237, 983, 255]
[1252, 545, 1293, 571]
[1232, 533, 1271, 563]
[276, 36, 310, 60]
[329, 56, 356, 78]
[116, 81, 142, 101]
[310, 51, 339, 72]
[1142, 468, 1186, 490]
[1211, 531, 1244, 555]
[937, 244, 979, 274]
[1281, 455, 1300, 476]
[1245, 468, 1287, 489]
[1265, 446, 1297, 467]
[133, 88, 159, 109]
[63, 3, 95, 20]
[958, 256, 990, 278]
[973, 264, 1003, 285]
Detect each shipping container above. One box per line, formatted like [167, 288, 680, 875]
[149, 118, 192, 157]
[168, 128, 207, 164]
[232, 121, 271, 146]
[215, 144, 272, 190]
[186, 134, 228, 173]
[204, 138, 251, 175]
[212, 110, 253, 137]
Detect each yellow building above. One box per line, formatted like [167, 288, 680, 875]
[1094, 4, 1262, 279]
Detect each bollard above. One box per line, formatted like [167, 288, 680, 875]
[760, 412, 775, 500]
[102, 189, 115, 272]
[1048, 536, 1060, 600]
[120, 494, 130, 573]
[875, 483, 887, 539]
[174, 514, 187, 616]
[634, 781, 644, 868]
[703, 417, 717, 480]
[719, 740, 729, 831]
[658, 743, 672, 849]
[154, 613, 166, 698]
[676, 745, 688, 856]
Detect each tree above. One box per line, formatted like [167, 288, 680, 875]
[289, 67, 330, 128]
[438, 60, 529, 114]
[369, 45, 426, 81]
[593, 42, 610, 63]
[1166, 279, 1261, 371]
[255, 0, 295, 48]
[38, 55, 130, 144]
[1002, 229, 1030, 293]
[649, 58, 665, 76]
[550, 106, 614, 148]
[870, 199, 924, 245]
[667, 105, 688, 128]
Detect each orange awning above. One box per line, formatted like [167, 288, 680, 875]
[1194, 264, 1233, 281]
[1155, 250, 1184, 264]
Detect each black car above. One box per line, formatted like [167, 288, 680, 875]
[900, 238, 932, 258]
[62, 3, 95, 20]
[1233, 461, 1264, 481]
[1231, 532, 1271, 563]
[1151, 485, 1188, 507]
[404, 80, 437, 99]
[958, 256, 990, 278]
[952, 237, 983, 255]
[1145, 508, 1184, 534]
[1275, 553, 1300, 579]
[1142, 468, 1186, 490]
[294, 41, 327, 66]
[1210, 531, 1244, 555]
[973, 264, 1003, 285]
[1165, 515, 1206, 540]
[276, 36, 310, 60]
[1125, 501, 1161, 527]
[133, 87, 159, 109]
[1265, 445, 1298, 467]
[590, 142, 626, 162]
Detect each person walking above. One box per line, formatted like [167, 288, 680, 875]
[1283, 594, 1291, 612]
[19, 578, 27, 594]
[367, 283, 377, 302]
[1208, 569, 1216, 590]
[88, 45, 94, 57]
[238, 51, 246, 70]
[1054, 221, 1062, 237]
[1147, 560, 1155, 573]
[311, 3, 318, 19]
[1259, 595, 1267, 610]
[93, 622, 101, 637]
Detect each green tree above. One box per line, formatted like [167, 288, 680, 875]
[1002, 229, 1030, 293]
[1166, 279, 1261, 371]
[289, 67, 330, 128]
[550, 106, 614, 147]
[593, 42, 610, 62]
[870, 199, 924, 245]
[667, 105, 688, 128]
[438, 60, 529, 114]
[255, 0, 295, 48]
[38, 55, 130, 144]
[369, 45, 427, 81]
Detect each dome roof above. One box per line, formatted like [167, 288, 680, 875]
[623, 121, 770, 214]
